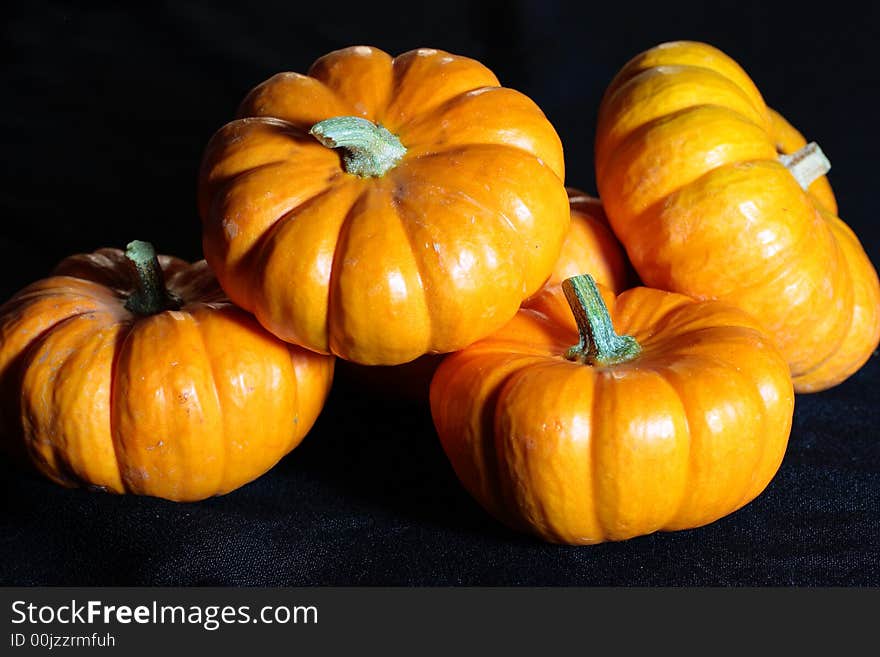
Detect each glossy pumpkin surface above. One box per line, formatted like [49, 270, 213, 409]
[595, 40, 880, 392]
[545, 188, 630, 293]
[0, 245, 334, 501]
[199, 45, 569, 365]
[341, 189, 631, 400]
[430, 277, 794, 544]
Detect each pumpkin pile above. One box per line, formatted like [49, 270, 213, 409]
[1, 42, 876, 545]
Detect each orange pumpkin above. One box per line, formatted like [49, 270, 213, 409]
[595, 40, 880, 392]
[544, 188, 630, 293]
[430, 275, 794, 544]
[198, 45, 569, 366]
[0, 242, 334, 501]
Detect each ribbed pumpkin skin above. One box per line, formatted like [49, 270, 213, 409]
[0, 249, 334, 501]
[198, 45, 569, 366]
[430, 283, 793, 545]
[595, 41, 880, 392]
[339, 190, 631, 400]
[546, 188, 629, 293]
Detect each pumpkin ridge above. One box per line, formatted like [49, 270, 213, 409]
[243, 181, 352, 335]
[235, 73, 354, 131]
[624, 161, 828, 299]
[325, 185, 372, 358]
[597, 103, 771, 211]
[103, 320, 132, 494]
[113, 312, 230, 499]
[205, 156, 290, 202]
[588, 364, 691, 540]
[385, 49, 501, 127]
[493, 358, 590, 541]
[72, 323, 130, 493]
[0, 284, 115, 392]
[432, 350, 544, 528]
[610, 287, 698, 343]
[651, 349, 769, 529]
[306, 46, 394, 123]
[483, 356, 546, 532]
[698, 199, 854, 375]
[389, 172, 527, 349]
[394, 86, 565, 179]
[201, 118, 336, 196]
[789, 220, 875, 386]
[597, 67, 770, 165]
[19, 312, 121, 490]
[731, 366, 773, 515]
[646, 325, 770, 358]
[443, 306, 574, 358]
[405, 140, 565, 189]
[648, 362, 694, 529]
[166, 261, 226, 304]
[587, 366, 605, 542]
[668, 64, 768, 124]
[390, 181, 459, 352]
[107, 309, 144, 495]
[385, 183, 438, 353]
[204, 157, 330, 295]
[405, 144, 570, 299]
[772, 241, 855, 378]
[0, 282, 106, 326]
[190, 309, 228, 494]
[600, 42, 769, 127]
[710, 346, 782, 512]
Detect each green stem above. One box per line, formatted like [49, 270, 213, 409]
[562, 275, 641, 366]
[123, 240, 181, 315]
[309, 116, 407, 178]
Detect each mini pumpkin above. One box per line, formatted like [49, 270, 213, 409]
[595, 40, 880, 392]
[0, 242, 334, 501]
[544, 188, 630, 293]
[198, 45, 569, 365]
[430, 275, 794, 544]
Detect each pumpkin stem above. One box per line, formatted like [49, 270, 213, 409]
[562, 274, 641, 366]
[309, 116, 406, 178]
[779, 142, 830, 190]
[123, 240, 182, 315]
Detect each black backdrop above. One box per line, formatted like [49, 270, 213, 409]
[2, 0, 878, 585]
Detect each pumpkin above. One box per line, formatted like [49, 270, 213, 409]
[338, 187, 631, 399]
[0, 241, 334, 501]
[198, 45, 569, 366]
[544, 188, 630, 293]
[430, 274, 794, 544]
[595, 40, 880, 392]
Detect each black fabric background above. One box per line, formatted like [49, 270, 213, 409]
[1, 0, 878, 586]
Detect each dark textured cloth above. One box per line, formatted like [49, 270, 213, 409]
[1, 1, 878, 586]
